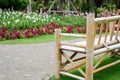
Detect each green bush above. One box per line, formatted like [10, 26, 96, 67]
[0, 12, 86, 29]
[0, 0, 28, 11]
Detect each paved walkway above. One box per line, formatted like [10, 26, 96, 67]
[0, 42, 56, 80]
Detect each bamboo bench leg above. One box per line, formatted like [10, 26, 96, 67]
[55, 29, 62, 79]
[86, 52, 94, 80]
[86, 14, 95, 80]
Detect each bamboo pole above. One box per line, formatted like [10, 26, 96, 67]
[62, 52, 86, 77]
[94, 39, 119, 50]
[93, 59, 120, 74]
[61, 52, 77, 68]
[63, 59, 86, 71]
[86, 14, 95, 80]
[110, 21, 115, 41]
[48, 0, 57, 11]
[95, 15, 120, 22]
[60, 33, 86, 38]
[93, 53, 108, 69]
[60, 41, 86, 48]
[94, 23, 98, 39]
[116, 20, 120, 39]
[60, 71, 85, 80]
[60, 46, 86, 53]
[98, 21, 104, 44]
[104, 22, 109, 43]
[55, 29, 62, 79]
[94, 43, 120, 55]
[61, 55, 86, 68]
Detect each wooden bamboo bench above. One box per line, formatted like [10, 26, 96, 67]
[55, 14, 120, 80]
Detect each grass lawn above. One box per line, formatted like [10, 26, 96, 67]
[0, 34, 75, 44]
[51, 55, 120, 80]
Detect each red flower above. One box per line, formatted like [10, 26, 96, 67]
[37, 28, 43, 35]
[82, 27, 86, 33]
[45, 25, 54, 34]
[76, 27, 82, 33]
[9, 32, 16, 40]
[45, 22, 58, 34]
[0, 26, 7, 38]
[67, 26, 73, 33]
[0, 36, 3, 41]
[15, 31, 22, 39]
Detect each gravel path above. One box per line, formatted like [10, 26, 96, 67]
[0, 42, 57, 80]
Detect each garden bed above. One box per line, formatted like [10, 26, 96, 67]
[0, 11, 120, 41]
[0, 11, 86, 41]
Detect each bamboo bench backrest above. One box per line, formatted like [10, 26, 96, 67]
[95, 16, 120, 44]
[87, 14, 120, 50]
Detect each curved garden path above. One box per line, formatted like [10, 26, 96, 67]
[0, 42, 57, 80]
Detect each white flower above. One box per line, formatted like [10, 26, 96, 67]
[53, 17, 56, 19]
[41, 19, 43, 21]
[26, 15, 31, 19]
[8, 21, 10, 24]
[58, 18, 60, 21]
[33, 20, 36, 23]
[15, 19, 19, 23]
[3, 22, 6, 25]
[51, 19, 53, 21]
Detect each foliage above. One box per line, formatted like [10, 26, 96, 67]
[0, 0, 28, 11]
[0, 11, 86, 29]
[51, 56, 120, 80]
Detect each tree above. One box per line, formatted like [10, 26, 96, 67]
[0, 0, 29, 11]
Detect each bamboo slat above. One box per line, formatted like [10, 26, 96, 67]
[98, 21, 104, 44]
[94, 23, 98, 39]
[116, 20, 120, 39]
[102, 42, 110, 49]
[104, 22, 109, 43]
[94, 39, 119, 50]
[63, 59, 86, 72]
[94, 43, 120, 54]
[62, 52, 86, 77]
[110, 22, 115, 41]
[60, 33, 86, 38]
[60, 41, 86, 48]
[93, 59, 120, 73]
[60, 71, 85, 80]
[95, 15, 120, 22]
[93, 53, 109, 69]
[61, 52, 77, 68]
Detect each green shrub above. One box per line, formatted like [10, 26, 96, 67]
[0, 0, 28, 11]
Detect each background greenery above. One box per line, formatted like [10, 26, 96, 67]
[0, 0, 28, 11]
[0, 0, 120, 13]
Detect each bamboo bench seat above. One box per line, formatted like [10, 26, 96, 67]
[60, 37, 120, 53]
[54, 14, 120, 80]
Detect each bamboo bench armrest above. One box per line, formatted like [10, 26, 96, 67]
[60, 33, 86, 38]
[95, 15, 120, 22]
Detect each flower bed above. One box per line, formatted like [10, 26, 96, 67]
[0, 11, 120, 41]
[0, 11, 86, 41]
[0, 21, 114, 41]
